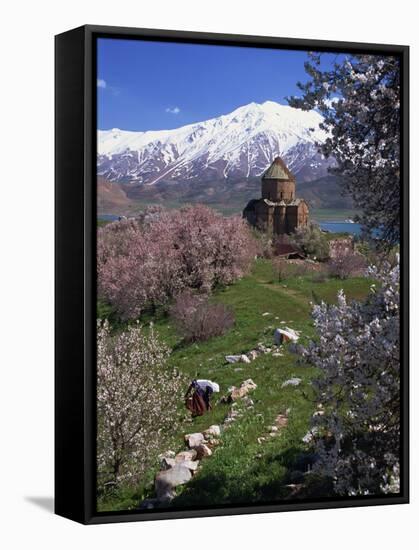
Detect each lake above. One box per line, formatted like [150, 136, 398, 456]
[319, 222, 362, 236]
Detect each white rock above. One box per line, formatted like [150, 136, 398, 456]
[274, 327, 300, 345]
[155, 464, 192, 500]
[247, 350, 259, 361]
[240, 354, 251, 364]
[225, 355, 242, 364]
[281, 378, 302, 388]
[204, 425, 221, 438]
[175, 449, 197, 462]
[184, 432, 205, 448]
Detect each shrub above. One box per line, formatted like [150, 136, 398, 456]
[327, 251, 367, 279]
[97, 205, 258, 320]
[170, 291, 235, 342]
[289, 223, 330, 261]
[301, 260, 400, 495]
[97, 321, 185, 488]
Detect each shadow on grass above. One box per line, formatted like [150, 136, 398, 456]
[171, 446, 334, 508]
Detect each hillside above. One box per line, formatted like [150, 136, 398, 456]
[97, 259, 372, 511]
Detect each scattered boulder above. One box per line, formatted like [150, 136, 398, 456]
[281, 377, 302, 388]
[175, 449, 197, 462]
[203, 425, 221, 438]
[195, 443, 212, 459]
[274, 327, 300, 345]
[256, 343, 269, 353]
[247, 350, 260, 361]
[225, 355, 242, 364]
[155, 464, 192, 500]
[240, 354, 251, 364]
[184, 432, 205, 448]
[227, 378, 258, 402]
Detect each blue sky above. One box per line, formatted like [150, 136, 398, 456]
[97, 38, 336, 131]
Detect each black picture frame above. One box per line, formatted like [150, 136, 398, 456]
[55, 24, 409, 525]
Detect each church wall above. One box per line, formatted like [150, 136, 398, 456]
[262, 179, 295, 201]
[254, 201, 274, 232]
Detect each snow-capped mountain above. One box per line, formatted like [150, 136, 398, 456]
[97, 100, 332, 185]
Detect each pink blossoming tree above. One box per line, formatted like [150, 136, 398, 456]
[97, 205, 258, 320]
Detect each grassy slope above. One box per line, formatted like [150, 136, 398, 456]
[99, 260, 371, 511]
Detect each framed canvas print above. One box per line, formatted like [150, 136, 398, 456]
[55, 25, 409, 524]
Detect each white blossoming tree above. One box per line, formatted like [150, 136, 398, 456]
[97, 321, 186, 488]
[288, 54, 400, 245]
[302, 260, 400, 495]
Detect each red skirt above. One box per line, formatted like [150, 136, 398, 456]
[186, 392, 208, 416]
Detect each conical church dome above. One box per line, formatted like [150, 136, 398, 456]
[262, 157, 295, 181]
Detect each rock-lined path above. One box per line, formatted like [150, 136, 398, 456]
[139, 379, 258, 509]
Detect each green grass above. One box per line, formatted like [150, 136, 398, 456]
[98, 259, 372, 511]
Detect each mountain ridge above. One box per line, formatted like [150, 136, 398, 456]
[97, 100, 334, 185]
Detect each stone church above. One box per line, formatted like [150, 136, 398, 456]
[243, 157, 309, 236]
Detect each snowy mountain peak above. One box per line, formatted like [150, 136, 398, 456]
[97, 100, 330, 185]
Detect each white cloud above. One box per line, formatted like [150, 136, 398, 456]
[165, 106, 180, 115]
[97, 79, 107, 89]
